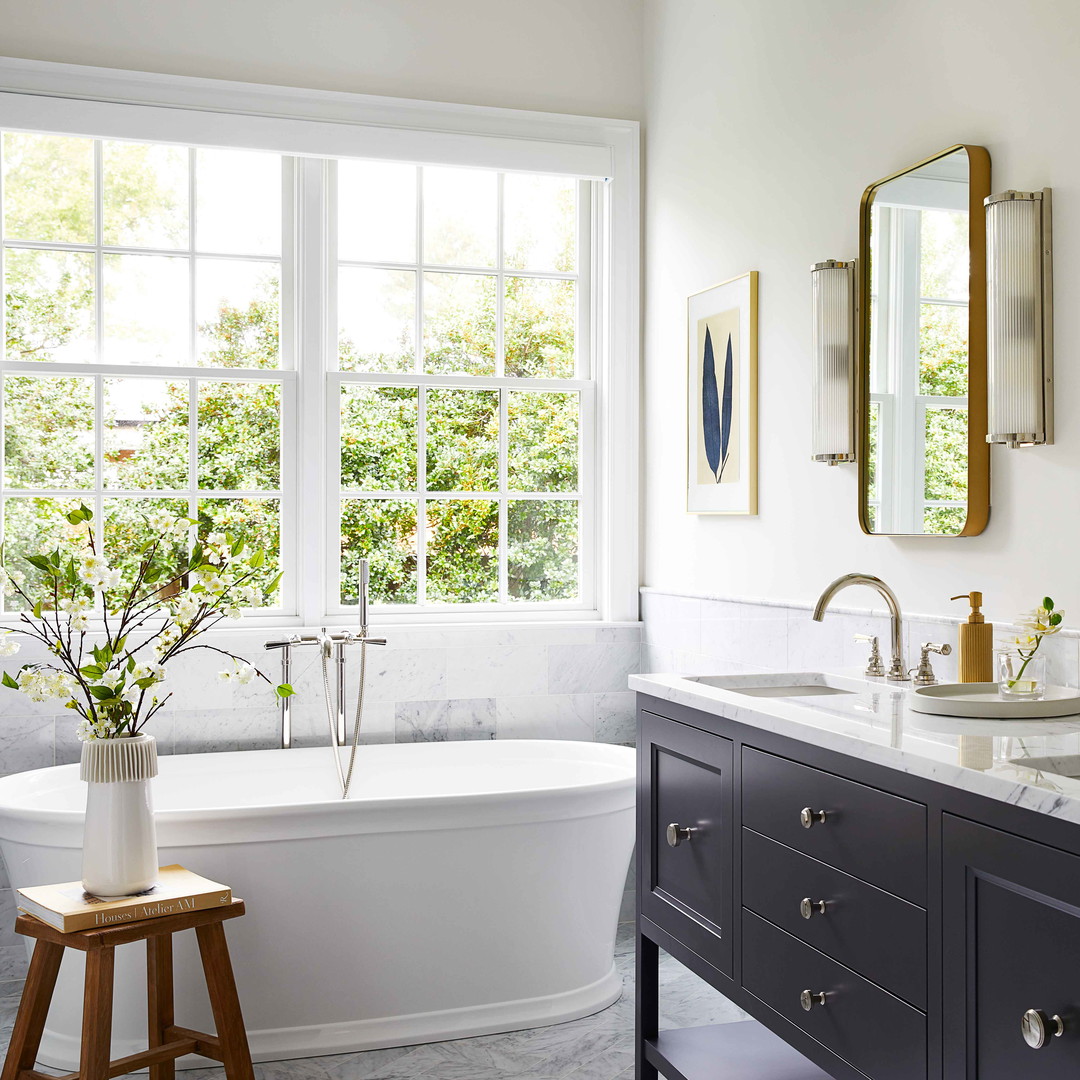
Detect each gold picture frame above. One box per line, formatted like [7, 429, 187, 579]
[686, 271, 758, 514]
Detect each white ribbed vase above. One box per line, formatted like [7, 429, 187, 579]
[80, 733, 159, 897]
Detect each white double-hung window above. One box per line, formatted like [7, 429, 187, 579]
[0, 62, 639, 625]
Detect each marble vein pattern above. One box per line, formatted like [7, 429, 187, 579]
[0, 921, 743, 1080]
[548, 644, 641, 696]
[395, 698, 497, 742]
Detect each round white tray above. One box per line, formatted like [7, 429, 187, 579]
[910, 682, 1080, 719]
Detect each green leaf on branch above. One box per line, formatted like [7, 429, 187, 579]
[275, 683, 295, 698]
[1044, 597, 1055, 612]
[88, 686, 115, 700]
[249, 549, 265, 569]
[1050, 612, 1063, 626]
[2, 671, 19, 689]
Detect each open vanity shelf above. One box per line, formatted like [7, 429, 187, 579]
[645, 1022, 832, 1080]
[634, 685, 1080, 1080]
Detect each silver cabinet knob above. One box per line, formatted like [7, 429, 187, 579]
[799, 897, 827, 919]
[800, 990, 827, 1011]
[1022, 1009, 1065, 1048]
[666, 823, 696, 848]
[800, 807, 828, 829]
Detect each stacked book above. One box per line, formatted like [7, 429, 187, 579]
[17, 865, 232, 933]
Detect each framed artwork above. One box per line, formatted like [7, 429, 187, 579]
[686, 271, 758, 514]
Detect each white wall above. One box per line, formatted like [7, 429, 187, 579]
[643, 0, 1080, 625]
[0, 0, 643, 119]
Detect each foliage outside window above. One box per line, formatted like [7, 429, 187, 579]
[867, 205, 969, 534]
[1, 132, 592, 619]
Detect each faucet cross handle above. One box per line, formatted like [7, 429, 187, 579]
[853, 634, 886, 678]
[912, 642, 953, 686]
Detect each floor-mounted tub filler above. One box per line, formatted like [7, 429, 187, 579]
[0, 738, 635, 1068]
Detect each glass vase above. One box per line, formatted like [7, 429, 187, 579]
[997, 650, 1047, 700]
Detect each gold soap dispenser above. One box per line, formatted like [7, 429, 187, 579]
[951, 591, 994, 683]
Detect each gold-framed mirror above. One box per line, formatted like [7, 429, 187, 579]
[858, 144, 991, 536]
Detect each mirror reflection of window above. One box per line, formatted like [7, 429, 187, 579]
[867, 149, 969, 535]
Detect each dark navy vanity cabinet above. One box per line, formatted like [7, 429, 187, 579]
[635, 694, 1080, 1080]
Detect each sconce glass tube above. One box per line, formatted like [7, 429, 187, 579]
[811, 259, 856, 464]
[986, 189, 1053, 447]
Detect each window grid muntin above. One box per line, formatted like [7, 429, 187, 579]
[0, 132, 599, 622]
[0, 132, 294, 616]
[329, 166, 594, 614]
[330, 373, 591, 613]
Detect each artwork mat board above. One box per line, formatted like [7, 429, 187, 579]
[686, 271, 758, 514]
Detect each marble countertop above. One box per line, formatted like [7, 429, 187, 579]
[630, 670, 1080, 826]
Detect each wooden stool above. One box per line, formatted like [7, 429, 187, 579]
[1, 900, 254, 1080]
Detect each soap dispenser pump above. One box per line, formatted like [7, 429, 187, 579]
[951, 592, 994, 683]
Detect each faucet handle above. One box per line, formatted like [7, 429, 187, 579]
[911, 642, 953, 686]
[853, 634, 886, 678]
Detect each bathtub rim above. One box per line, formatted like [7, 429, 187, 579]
[0, 739, 636, 848]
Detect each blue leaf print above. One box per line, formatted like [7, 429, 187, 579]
[701, 327, 722, 481]
[718, 333, 733, 481]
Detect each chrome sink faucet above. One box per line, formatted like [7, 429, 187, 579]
[812, 573, 909, 682]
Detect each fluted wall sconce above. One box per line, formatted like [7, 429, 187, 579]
[985, 189, 1053, 448]
[811, 259, 857, 464]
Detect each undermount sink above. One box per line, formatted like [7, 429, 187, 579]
[686, 672, 874, 698]
[1008, 754, 1080, 779]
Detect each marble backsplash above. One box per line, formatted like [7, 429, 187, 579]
[0, 621, 642, 991]
[640, 588, 1080, 690]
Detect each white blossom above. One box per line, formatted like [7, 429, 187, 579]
[0, 568, 24, 597]
[17, 668, 78, 705]
[77, 716, 117, 742]
[234, 663, 257, 685]
[0, 633, 20, 658]
[171, 594, 200, 624]
[77, 557, 122, 593]
[238, 584, 262, 607]
[132, 662, 167, 684]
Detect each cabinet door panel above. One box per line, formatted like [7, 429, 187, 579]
[742, 746, 927, 904]
[639, 709, 733, 976]
[944, 814, 1080, 1079]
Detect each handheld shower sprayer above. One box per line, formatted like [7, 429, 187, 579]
[264, 554, 385, 797]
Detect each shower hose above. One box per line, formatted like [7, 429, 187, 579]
[319, 634, 369, 799]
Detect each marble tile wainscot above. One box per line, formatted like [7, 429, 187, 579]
[641, 587, 1080, 688]
[0, 622, 642, 993]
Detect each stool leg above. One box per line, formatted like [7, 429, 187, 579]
[147, 934, 175, 1080]
[80, 947, 114, 1080]
[1, 940, 64, 1080]
[195, 923, 254, 1080]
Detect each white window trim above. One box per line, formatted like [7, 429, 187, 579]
[0, 56, 640, 626]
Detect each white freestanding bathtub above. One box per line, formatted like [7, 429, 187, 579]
[0, 740, 635, 1068]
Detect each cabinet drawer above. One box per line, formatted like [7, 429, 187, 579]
[742, 747, 927, 904]
[944, 815, 1080, 1079]
[639, 710, 733, 975]
[742, 828, 926, 1009]
[742, 910, 926, 1080]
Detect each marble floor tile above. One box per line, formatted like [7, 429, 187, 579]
[0, 917, 734, 1080]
